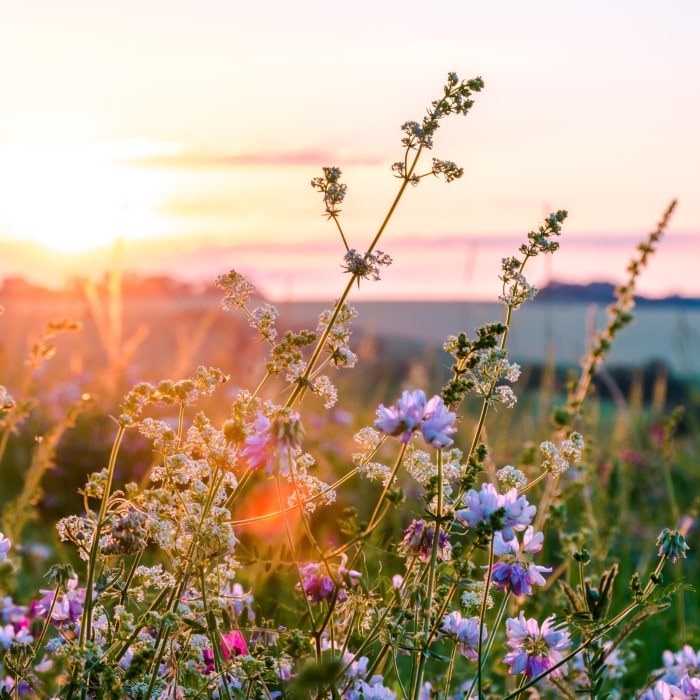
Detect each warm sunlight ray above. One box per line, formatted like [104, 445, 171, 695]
[0, 141, 174, 253]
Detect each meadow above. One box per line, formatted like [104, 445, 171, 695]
[0, 73, 698, 699]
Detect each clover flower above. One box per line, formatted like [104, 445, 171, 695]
[241, 409, 304, 476]
[503, 612, 571, 679]
[374, 390, 457, 448]
[491, 527, 551, 597]
[456, 483, 536, 540]
[442, 611, 486, 660]
[401, 519, 452, 562]
[657, 528, 690, 564]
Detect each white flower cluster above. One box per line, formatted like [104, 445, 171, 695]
[540, 432, 585, 475]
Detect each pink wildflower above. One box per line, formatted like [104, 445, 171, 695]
[241, 410, 304, 475]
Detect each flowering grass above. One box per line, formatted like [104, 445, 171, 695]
[0, 72, 697, 699]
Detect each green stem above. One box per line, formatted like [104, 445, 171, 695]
[477, 538, 496, 699]
[285, 149, 424, 410]
[80, 423, 126, 648]
[410, 449, 444, 700]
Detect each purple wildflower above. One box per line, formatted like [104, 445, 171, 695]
[374, 389, 458, 449]
[442, 611, 486, 660]
[491, 527, 551, 597]
[421, 395, 457, 448]
[639, 680, 688, 699]
[503, 612, 571, 679]
[298, 560, 361, 603]
[401, 519, 452, 562]
[374, 390, 427, 443]
[455, 483, 536, 540]
[35, 576, 86, 628]
[241, 410, 304, 475]
[0, 533, 10, 562]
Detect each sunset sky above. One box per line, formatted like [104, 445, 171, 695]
[1, 1, 699, 300]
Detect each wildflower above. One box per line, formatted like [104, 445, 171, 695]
[374, 390, 427, 443]
[311, 166, 347, 217]
[442, 611, 486, 660]
[490, 528, 551, 597]
[342, 249, 393, 284]
[657, 528, 690, 564]
[241, 410, 304, 475]
[216, 269, 257, 310]
[421, 395, 457, 448]
[202, 629, 248, 673]
[497, 465, 527, 491]
[455, 483, 536, 540]
[221, 630, 248, 659]
[298, 560, 360, 603]
[431, 158, 464, 183]
[493, 385, 517, 408]
[0, 533, 10, 562]
[249, 303, 279, 342]
[540, 433, 585, 476]
[401, 519, 452, 562]
[661, 645, 699, 684]
[374, 390, 457, 448]
[347, 676, 397, 700]
[638, 680, 688, 699]
[461, 583, 493, 616]
[503, 612, 571, 679]
[35, 576, 86, 627]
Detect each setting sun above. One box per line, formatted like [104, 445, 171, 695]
[0, 141, 172, 253]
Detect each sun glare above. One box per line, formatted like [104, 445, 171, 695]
[0, 141, 172, 253]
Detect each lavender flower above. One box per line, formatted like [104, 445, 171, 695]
[503, 612, 571, 679]
[241, 410, 304, 475]
[401, 519, 452, 562]
[374, 390, 427, 443]
[421, 395, 457, 448]
[374, 390, 457, 448]
[442, 611, 486, 660]
[455, 483, 536, 540]
[490, 527, 551, 597]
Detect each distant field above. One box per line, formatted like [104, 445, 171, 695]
[281, 300, 700, 377]
[3, 296, 699, 388]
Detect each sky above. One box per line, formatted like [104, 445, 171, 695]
[0, 0, 699, 300]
